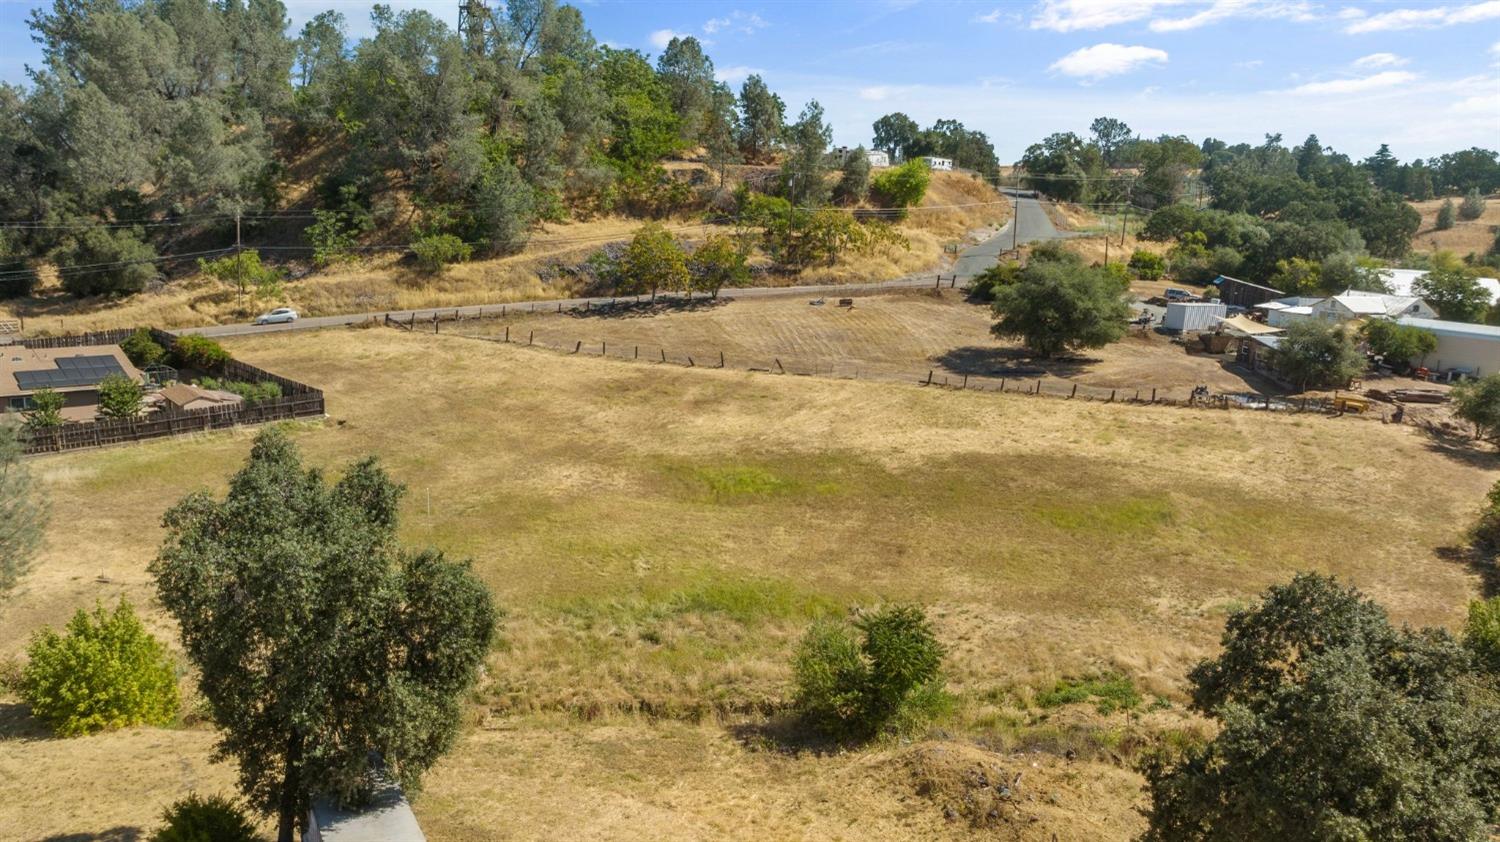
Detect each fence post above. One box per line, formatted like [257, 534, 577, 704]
[433, 313, 439, 334]
[1109, 389, 1115, 402]
[634, 345, 639, 359]
[687, 356, 695, 367]
[504, 326, 510, 342]
[1037, 379, 1042, 395]
[962, 374, 968, 389]
[661, 349, 667, 363]
[574, 340, 581, 353]
[529, 330, 534, 345]
[1151, 388, 1156, 403]
[775, 358, 784, 373]
[1134, 390, 1140, 402]
[1071, 383, 1077, 398]
[925, 369, 933, 385]
[934, 276, 940, 288]
[1000, 378, 1006, 392]
[719, 351, 724, 368]
[503, 305, 507, 317]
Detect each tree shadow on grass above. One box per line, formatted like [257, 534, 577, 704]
[933, 346, 1091, 379]
[726, 713, 854, 758]
[0, 701, 52, 742]
[33, 828, 144, 842]
[1437, 545, 1499, 599]
[1416, 422, 1500, 470]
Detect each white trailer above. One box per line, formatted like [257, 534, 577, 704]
[1163, 301, 1226, 333]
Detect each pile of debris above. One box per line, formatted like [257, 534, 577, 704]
[907, 742, 1041, 830]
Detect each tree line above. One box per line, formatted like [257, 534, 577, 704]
[0, 0, 917, 300]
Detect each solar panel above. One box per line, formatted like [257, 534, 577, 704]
[14, 354, 127, 391]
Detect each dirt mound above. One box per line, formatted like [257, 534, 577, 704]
[903, 741, 1147, 839]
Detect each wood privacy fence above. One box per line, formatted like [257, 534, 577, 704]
[16, 328, 326, 455]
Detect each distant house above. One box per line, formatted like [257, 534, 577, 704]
[1212, 276, 1285, 308]
[1311, 291, 1437, 322]
[0, 346, 142, 421]
[921, 156, 954, 171]
[866, 150, 891, 168]
[1255, 296, 1323, 328]
[1382, 268, 1500, 305]
[1395, 316, 1500, 378]
[153, 384, 243, 413]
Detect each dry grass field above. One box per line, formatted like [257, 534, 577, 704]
[1, 325, 1494, 841]
[1409, 195, 1500, 255]
[0, 173, 1007, 336]
[447, 290, 1262, 395]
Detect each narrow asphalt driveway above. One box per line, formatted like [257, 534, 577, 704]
[951, 190, 1079, 279]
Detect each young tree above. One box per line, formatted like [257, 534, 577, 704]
[410, 234, 472, 274]
[96, 373, 145, 419]
[21, 599, 179, 736]
[869, 159, 931, 215]
[198, 250, 283, 308]
[1414, 267, 1490, 322]
[1453, 373, 1500, 441]
[151, 429, 496, 842]
[1088, 116, 1133, 166]
[1436, 198, 1456, 231]
[1142, 574, 1499, 841]
[833, 146, 871, 206]
[779, 100, 833, 207]
[618, 223, 689, 299]
[655, 36, 716, 145]
[120, 328, 166, 368]
[688, 234, 750, 298]
[0, 425, 46, 596]
[1272, 320, 1366, 390]
[23, 388, 65, 430]
[1360, 319, 1436, 371]
[990, 252, 1131, 358]
[1127, 250, 1166, 280]
[1459, 188, 1487, 221]
[736, 74, 784, 163]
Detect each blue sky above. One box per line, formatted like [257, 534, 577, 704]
[2, 0, 1498, 161]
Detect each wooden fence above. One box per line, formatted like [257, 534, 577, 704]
[16, 328, 326, 455]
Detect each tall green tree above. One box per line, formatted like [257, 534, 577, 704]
[1272, 320, 1366, 390]
[780, 100, 832, 207]
[1143, 573, 1500, 841]
[871, 112, 919, 161]
[0, 425, 46, 597]
[151, 429, 496, 842]
[1415, 268, 1490, 322]
[655, 36, 715, 145]
[989, 250, 1130, 357]
[1088, 116, 1133, 166]
[833, 146, 871, 206]
[736, 74, 783, 163]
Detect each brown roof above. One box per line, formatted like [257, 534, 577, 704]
[157, 384, 241, 409]
[0, 345, 143, 399]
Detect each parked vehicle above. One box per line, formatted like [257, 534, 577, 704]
[1164, 288, 1196, 302]
[254, 307, 298, 326]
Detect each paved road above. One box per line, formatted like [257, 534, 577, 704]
[180, 275, 957, 338]
[180, 191, 1077, 339]
[951, 190, 1077, 279]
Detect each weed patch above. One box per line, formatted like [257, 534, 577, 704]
[1036, 674, 1142, 715]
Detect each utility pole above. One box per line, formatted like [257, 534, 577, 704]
[1120, 184, 1131, 248]
[1011, 191, 1020, 252]
[234, 208, 243, 311]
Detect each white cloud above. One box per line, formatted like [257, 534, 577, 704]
[1285, 70, 1418, 95]
[1031, 0, 1316, 32]
[648, 29, 682, 49]
[1049, 44, 1169, 80]
[1352, 52, 1409, 68]
[1344, 0, 1500, 32]
[703, 11, 768, 36]
[715, 65, 763, 84]
[1235, 59, 1265, 68]
[974, 8, 1004, 23]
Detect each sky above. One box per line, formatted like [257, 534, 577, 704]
[1, 0, 1498, 162]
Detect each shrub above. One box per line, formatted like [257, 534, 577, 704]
[150, 793, 258, 842]
[196, 377, 282, 404]
[55, 227, 159, 297]
[121, 328, 166, 367]
[1459, 189, 1486, 222]
[1128, 249, 1165, 280]
[1478, 479, 1500, 550]
[1468, 596, 1500, 677]
[20, 599, 178, 736]
[990, 257, 1132, 358]
[410, 233, 472, 274]
[1360, 319, 1437, 371]
[1436, 199, 1456, 231]
[1272, 319, 1365, 390]
[793, 604, 945, 740]
[1453, 373, 1500, 441]
[870, 159, 931, 213]
[97, 373, 145, 419]
[22, 388, 65, 429]
[967, 262, 1021, 302]
[170, 336, 230, 372]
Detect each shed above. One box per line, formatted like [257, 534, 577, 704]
[866, 150, 890, 168]
[1395, 316, 1500, 377]
[155, 384, 243, 412]
[1213, 275, 1284, 308]
[1163, 301, 1227, 332]
[921, 156, 953, 171]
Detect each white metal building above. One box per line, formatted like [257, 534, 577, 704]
[921, 156, 953, 171]
[866, 150, 890, 168]
[1311, 291, 1436, 322]
[1382, 268, 1500, 304]
[1163, 301, 1227, 332]
[1396, 316, 1500, 377]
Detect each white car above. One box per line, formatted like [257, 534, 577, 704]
[254, 307, 299, 326]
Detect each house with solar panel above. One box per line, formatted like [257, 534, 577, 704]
[0, 346, 144, 421]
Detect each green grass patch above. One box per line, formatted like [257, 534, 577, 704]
[554, 575, 839, 627]
[1033, 496, 1177, 534]
[696, 466, 795, 498]
[1036, 673, 1142, 714]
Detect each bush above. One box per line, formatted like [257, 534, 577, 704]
[1468, 596, 1500, 677]
[870, 159, 931, 213]
[1273, 319, 1366, 390]
[1360, 319, 1437, 371]
[990, 255, 1132, 357]
[170, 336, 230, 372]
[196, 377, 282, 404]
[967, 262, 1021, 302]
[410, 233, 473, 274]
[1127, 249, 1165, 280]
[20, 599, 178, 736]
[1453, 373, 1500, 441]
[97, 373, 145, 419]
[1459, 189, 1486, 222]
[1474, 479, 1500, 551]
[121, 328, 166, 368]
[793, 604, 945, 740]
[55, 227, 159, 297]
[150, 793, 258, 842]
[1436, 199, 1456, 231]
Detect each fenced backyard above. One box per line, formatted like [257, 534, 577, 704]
[11, 328, 326, 454]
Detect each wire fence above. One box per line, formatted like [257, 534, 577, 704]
[385, 300, 1361, 417]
